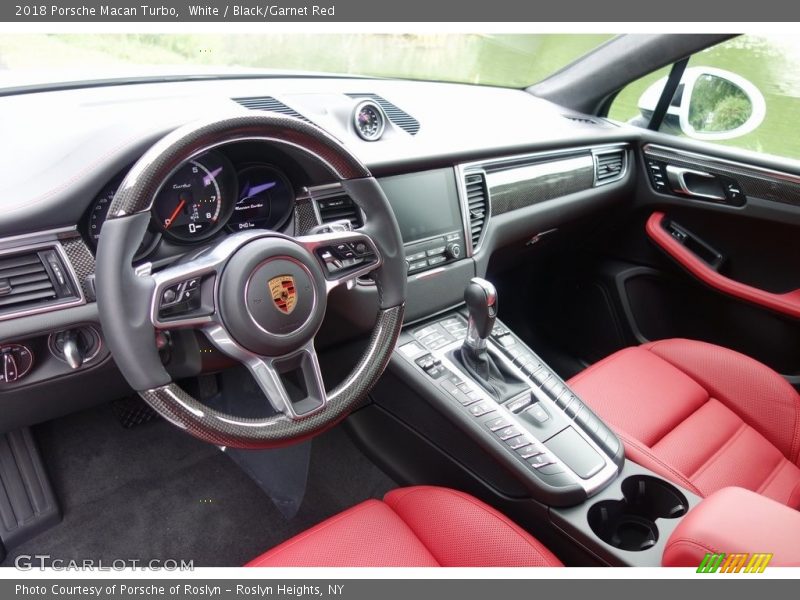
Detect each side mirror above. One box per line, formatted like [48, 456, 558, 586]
[636, 67, 766, 141]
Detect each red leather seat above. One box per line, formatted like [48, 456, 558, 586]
[568, 339, 800, 508]
[246, 486, 562, 567]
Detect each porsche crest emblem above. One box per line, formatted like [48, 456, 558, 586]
[268, 275, 297, 314]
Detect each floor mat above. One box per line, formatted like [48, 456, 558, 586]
[1, 403, 396, 567]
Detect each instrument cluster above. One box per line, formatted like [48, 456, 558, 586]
[85, 149, 297, 259]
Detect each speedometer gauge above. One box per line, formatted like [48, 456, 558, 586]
[153, 151, 236, 243]
[227, 165, 295, 232]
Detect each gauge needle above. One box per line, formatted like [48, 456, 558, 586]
[165, 199, 186, 229]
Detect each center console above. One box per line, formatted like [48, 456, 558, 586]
[394, 282, 624, 507]
[391, 285, 703, 565]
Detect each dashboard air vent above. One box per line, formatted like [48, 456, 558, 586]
[564, 114, 599, 125]
[0, 248, 78, 317]
[232, 96, 311, 123]
[594, 149, 626, 184]
[346, 93, 420, 135]
[316, 195, 363, 228]
[464, 172, 489, 251]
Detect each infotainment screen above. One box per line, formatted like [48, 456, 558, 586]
[378, 169, 463, 244]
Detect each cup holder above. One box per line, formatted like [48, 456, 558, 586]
[588, 475, 688, 552]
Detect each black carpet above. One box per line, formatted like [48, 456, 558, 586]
[1, 402, 396, 567]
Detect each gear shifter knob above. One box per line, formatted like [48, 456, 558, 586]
[464, 278, 497, 351]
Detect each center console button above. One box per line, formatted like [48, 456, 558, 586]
[535, 463, 565, 475]
[555, 391, 571, 408]
[577, 409, 601, 433]
[505, 346, 523, 359]
[415, 325, 438, 338]
[506, 394, 533, 413]
[563, 396, 582, 418]
[491, 324, 509, 337]
[532, 370, 551, 386]
[468, 402, 495, 417]
[542, 378, 560, 395]
[497, 335, 516, 348]
[550, 382, 567, 399]
[427, 256, 447, 266]
[524, 361, 543, 376]
[486, 416, 510, 431]
[496, 426, 522, 440]
[528, 453, 556, 468]
[506, 436, 531, 450]
[518, 446, 542, 459]
[526, 403, 551, 424]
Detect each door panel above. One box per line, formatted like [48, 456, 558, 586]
[546, 140, 800, 383]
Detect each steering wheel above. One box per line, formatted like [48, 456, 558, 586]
[95, 114, 406, 448]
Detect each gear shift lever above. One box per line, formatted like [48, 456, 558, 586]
[464, 278, 498, 351]
[456, 278, 526, 402]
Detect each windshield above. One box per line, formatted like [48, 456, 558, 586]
[0, 33, 613, 90]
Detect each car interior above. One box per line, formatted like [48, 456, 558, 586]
[1, 33, 800, 568]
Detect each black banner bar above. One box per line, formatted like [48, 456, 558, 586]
[2, 0, 800, 22]
[3, 579, 794, 600]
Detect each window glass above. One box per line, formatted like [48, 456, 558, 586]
[608, 35, 800, 162]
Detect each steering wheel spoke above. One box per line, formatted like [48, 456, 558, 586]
[296, 230, 382, 293]
[206, 325, 326, 419]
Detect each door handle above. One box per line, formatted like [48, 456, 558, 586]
[665, 165, 727, 201]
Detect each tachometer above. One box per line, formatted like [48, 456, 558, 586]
[87, 177, 158, 259]
[227, 165, 295, 232]
[153, 151, 236, 243]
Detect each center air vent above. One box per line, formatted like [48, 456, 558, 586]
[594, 149, 626, 185]
[232, 96, 311, 123]
[463, 172, 489, 251]
[0, 247, 79, 319]
[316, 195, 363, 228]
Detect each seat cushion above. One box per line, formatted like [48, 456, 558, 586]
[246, 486, 562, 567]
[568, 339, 800, 508]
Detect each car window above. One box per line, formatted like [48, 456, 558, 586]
[0, 33, 613, 90]
[608, 35, 800, 162]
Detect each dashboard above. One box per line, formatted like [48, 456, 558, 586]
[0, 74, 637, 431]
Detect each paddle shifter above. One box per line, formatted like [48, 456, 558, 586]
[456, 278, 526, 402]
